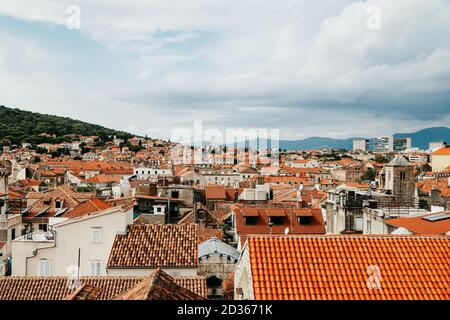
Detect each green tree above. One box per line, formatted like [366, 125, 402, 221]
[361, 168, 376, 181]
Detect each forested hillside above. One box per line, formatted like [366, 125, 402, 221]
[0, 105, 133, 145]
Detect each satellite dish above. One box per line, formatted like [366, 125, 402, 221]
[284, 227, 290, 235]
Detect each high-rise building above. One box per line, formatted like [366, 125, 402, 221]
[352, 138, 369, 152]
[393, 137, 412, 152]
[372, 136, 393, 153]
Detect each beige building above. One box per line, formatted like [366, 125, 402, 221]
[431, 147, 450, 172]
[11, 205, 133, 276]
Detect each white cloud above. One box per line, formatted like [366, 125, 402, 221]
[0, 0, 449, 140]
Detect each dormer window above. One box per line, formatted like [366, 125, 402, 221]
[55, 200, 64, 209]
[269, 217, 284, 225]
[244, 216, 257, 225]
[296, 209, 314, 225]
[241, 208, 259, 225]
[266, 209, 286, 226]
[299, 216, 312, 225]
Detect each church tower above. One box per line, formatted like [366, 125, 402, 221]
[384, 156, 415, 207]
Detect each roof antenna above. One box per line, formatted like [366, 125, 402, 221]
[77, 248, 81, 289]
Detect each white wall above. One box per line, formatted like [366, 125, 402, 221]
[234, 244, 254, 300]
[12, 207, 133, 276]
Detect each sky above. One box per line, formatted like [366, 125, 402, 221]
[0, 0, 449, 141]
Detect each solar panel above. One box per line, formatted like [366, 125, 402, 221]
[422, 213, 450, 222]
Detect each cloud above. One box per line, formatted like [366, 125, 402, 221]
[0, 0, 449, 140]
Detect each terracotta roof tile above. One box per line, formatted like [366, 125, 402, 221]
[246, 235, 450, 300]
[432, 147, 450, 156]
[234, 207, 325, 246]
[108, 224, 199, 268]
[0, 275, 207, 300]
[385, 213, 450, 235]
[63, 198, 112, 218]
[205, 185, 227, 200]
[112, 269, 205, 300]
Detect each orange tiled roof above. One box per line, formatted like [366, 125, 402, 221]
[0, 275, 207, 300]
[247, 235, 450, 300]
[234, 207, 325, 246]
[63, 198, 112, 218]
[112, 269, 205, 300]
[82, 174, 121, 183]
[432, 147, 450, 156]
[108, 224, 199, 268]
[23, 186, 95, 220]
[385, 213, 450, 235]
[416, 179, 450, 197]
[205, 184, 226, 200]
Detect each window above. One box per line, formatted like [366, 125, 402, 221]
[11, 228, 16, 241]
[400, 171, 406, 181]
[38, 259, 52, 276]
[367, 220, 372, 233]
[91, 227, 102, 243]
[244, 217, 257, 225]
[299, 217, 312, 225]
[90, 261, 101, 276]
[39, 224, 48, 232]
[270, 217, 284, 225]
[55, 200, 64, 209]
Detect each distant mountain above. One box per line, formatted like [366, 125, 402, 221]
[279, 137, 354, 151]
[278, 127, 450, 151]
[0, 105, 134, 146]
[394, 127, 450, 150]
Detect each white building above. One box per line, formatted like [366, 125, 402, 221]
[238, 185, 270, 201]
[352, 139, 369, 152]
[290, 159, 320, 168]
[11, 205, 133, 276]
[199, 169, 240, 188]
[429, 141, 446, 152]
[363, 207, 430, 235]
[393, 137, 412, 152]
[373, 136, 393, 153]
[133, 167, 172, 179]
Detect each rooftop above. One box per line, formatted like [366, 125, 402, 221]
[0, 273, 207, 300]
[246, 235, 450, 300]
[107, 224, 199, 268]
[385, 212, 450, 235]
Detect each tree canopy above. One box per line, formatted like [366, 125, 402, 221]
[0, 105, 134, 146]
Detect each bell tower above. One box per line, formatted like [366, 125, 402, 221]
[384, 156, 415, 207]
